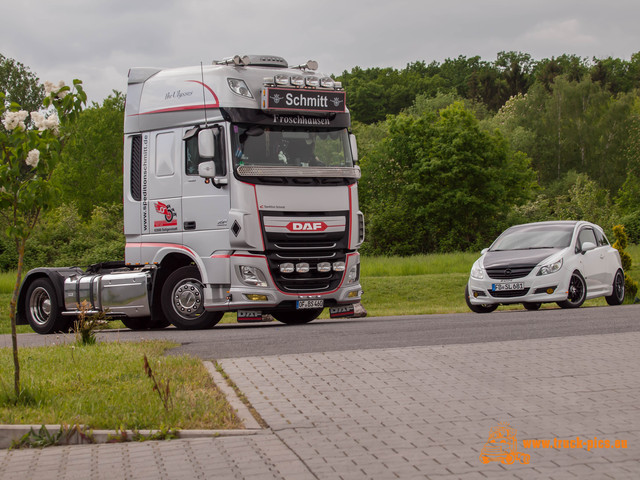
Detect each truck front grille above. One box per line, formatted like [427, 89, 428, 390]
[261, 211, 350, 293]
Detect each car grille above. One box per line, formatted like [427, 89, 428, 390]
[489, 288, 530, 298]
[486, 265, 535, 279]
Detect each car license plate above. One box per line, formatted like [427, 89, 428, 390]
[492, 282, 524, 291]
[296, 299, 324, 309]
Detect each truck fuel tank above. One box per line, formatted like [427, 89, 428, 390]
[63, 270, 151, 318]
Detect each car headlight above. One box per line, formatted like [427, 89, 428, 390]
[470, 263, 485, 280]
[538, 258, 563, 276]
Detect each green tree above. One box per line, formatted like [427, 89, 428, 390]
[0, 54, 45, 113]
[494, 76, 636, 193]
[360, 102, 536, 254]
[495, 51, 535, 99]
[50, 91, 124, 217]
[0, 80, 86, 397]
[532, 54, 589, 91]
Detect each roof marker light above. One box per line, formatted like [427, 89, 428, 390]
[320, 77, 335, 88]
[274, 74, 289, 85]
[305, 76, 319, 87]
[290, 75, 305, 86]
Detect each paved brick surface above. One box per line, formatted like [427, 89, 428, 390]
[0, 434, 314, 480]
[221, 332, 640, 479]
[1, 332, 639, 479]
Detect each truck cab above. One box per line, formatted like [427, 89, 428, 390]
[18, 55, 364, 333]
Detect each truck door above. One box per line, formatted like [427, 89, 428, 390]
[146, 130, 183, 243]
[181, 125, 231, 255]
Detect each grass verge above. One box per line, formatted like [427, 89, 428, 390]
[1, 246, 638, 333]
[0, 340, 242, 430]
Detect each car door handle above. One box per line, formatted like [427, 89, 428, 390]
[184, 221, 196, 230]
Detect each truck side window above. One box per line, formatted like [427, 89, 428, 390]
[130, 135, 142, 201]
[185, 127, 226, 176]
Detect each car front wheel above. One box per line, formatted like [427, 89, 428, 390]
[465, 285, 498, 313]
[605, 269, 625, 306]
[557, 271, 587, 309]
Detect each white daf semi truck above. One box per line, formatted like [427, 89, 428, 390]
[17, 55, 364, 333]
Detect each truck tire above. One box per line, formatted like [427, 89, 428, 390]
[160, 265, 223, 330]
[24, 278, 71, 334]
[272, 308, 323, 325]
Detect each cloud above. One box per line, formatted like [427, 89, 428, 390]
[520, 19, 597, 50]
[2, 0, 640, 103]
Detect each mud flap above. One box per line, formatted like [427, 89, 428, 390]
[329, 304, 355, 318]
[237, 310, 262, 322]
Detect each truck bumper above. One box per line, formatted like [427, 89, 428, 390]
[202, 252, 363, 312]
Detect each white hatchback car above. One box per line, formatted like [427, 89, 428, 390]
[466, 221, 625, 313]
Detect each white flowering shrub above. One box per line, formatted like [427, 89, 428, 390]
[1, 79, 86, 396]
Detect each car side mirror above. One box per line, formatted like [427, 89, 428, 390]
[481, 248, 489, 255]
[581, 241, 596, 254]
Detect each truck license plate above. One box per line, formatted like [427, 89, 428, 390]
[296, 299, 324, 309]
[492, 282, 524, 291]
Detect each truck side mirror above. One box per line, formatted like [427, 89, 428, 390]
[198, 129, 215, 159]
[198, 160, 216, 178]
[349, 134, 358, 163]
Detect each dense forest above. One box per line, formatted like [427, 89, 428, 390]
[1, 51, 639, 268]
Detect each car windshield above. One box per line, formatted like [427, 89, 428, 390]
[231, 125, 354, 169]
[490, 224, 574, 251]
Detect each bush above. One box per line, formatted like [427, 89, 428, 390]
[612, 224, 639, 302]
[21, 202, 124, 269]
[619, 210, 640, 245]
[0, 235, 18, 272]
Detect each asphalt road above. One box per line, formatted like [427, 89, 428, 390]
[3, 304, 639, 359]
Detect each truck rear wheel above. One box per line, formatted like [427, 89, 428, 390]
[25, 278, 70, 334]
[161, 265, 223, 330]
[272, 308, 323, 325]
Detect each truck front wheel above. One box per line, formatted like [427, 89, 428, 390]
[161, 266, 222, 330]
[25, 278, 70, 334]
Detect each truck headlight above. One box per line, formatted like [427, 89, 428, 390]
[538, 258, 563, 276]
[347, 265, 359, 283]
[239, 266, 268, 287]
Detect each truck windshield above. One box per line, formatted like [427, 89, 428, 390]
[231, 124, 354, 169]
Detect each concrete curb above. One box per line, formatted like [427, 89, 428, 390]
[0, 360, 263, 449]
[202, 360, 263, 430]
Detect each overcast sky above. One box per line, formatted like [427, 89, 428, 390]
[3, 0, 639, 103]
